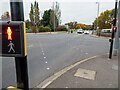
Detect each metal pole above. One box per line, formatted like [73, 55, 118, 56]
[109, 0, 118, 59]
[96, 2, 100, 36]
[96, 2, 99, 30]
[10, 0, 29, 90]
[113, 0, 120, 56]
[53, 2, 55, 32]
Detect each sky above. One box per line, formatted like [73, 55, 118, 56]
[0, 0, 116, 25]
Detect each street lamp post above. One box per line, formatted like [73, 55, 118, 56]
[96, 2, 99, 30]
[53, 2, 56, 32]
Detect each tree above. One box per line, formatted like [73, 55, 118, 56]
[93, 9, 114, 30]
[41, 2, 61, 32]
[41, 9, 52, 27]
[25, 19, 30, 29]
[54, 2, 61, 25]
[41, 9, 58, 32]
[50, 10, 58, 31]
[34, 1, 40, 25]
[29, 1, 40, 33]
[29, 3, 34, 23]
[66, 22, 78, 29]
[1, 11, 10, 20]
[50, 2, 61, 31]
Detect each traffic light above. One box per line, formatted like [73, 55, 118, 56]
[0, 21, 27, 57]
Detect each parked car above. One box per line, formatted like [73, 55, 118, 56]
[77, 29, 84, 34]
[101, 29, 112, 33]
[84, 30, 89, 34]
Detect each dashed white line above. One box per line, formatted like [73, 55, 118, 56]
[43, 53, 45, 55]
[45, 61, 48, 63]
[27, 45, 33, 48]
[44, 57, 46, 59]
[46, 68, 50, 70]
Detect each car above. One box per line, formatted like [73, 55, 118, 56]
[84, 30, 89, 34]
[101, 29, 112, 33]
[77, 29, 84, 34]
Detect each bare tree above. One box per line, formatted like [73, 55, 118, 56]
[1, 11, 10, 20]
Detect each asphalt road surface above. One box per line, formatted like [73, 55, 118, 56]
[1, 32, 110, 88]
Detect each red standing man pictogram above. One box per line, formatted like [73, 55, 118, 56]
[7, 27, 12, 40]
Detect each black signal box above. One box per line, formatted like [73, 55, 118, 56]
[0, 21, 27, 57]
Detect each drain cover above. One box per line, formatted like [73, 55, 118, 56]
[74, 68, 96, 80]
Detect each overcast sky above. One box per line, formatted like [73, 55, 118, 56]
[0, 0, 116, 25]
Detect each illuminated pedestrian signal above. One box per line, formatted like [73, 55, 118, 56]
[0, 21, 27, 57]
[7, 27, 12, 40]
[112, 26, 117, 32]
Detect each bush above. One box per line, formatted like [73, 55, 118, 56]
[38, 26, 51, 32]
[56, 26, 68, 31]
[30, 26, 36, 33]
[44, 26, 51, 32]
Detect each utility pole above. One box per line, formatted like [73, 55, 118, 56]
[10, 0, 29, 90]
[53, 2, 56, 32]
[96, 2, 99, 30]
[109, 0, 118, 59]
[113, 0, 120, 56]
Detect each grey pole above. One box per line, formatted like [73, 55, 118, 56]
[53, 2, 56, 32]
[113, 0, 120, 56]
[96, 2, 99, 30]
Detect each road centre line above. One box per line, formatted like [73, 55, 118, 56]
[36, 54, 102, 88]
[46, 67, 50, 70]
[45, 61, 48, 64]
[44, 57, 46, 59]
[43, 53, 45, 55]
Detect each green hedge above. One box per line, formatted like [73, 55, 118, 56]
[56, 26, 68, 31]
[38, 26, 51, 32]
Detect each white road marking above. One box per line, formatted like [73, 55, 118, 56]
[27, 45, 33, 48]
[44, 57, 46, 59]
[46, 68, 50, 70]
[36, 55, 100, 88]
[40, 81, 52, 88]
[45, 61, 48, 64]
[43, 53, 45, 55]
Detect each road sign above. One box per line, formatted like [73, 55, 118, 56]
[0, 21, 27, 57]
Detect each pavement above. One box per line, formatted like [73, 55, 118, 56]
[37, 54, 118, 89]
[90, 34, 111, 39]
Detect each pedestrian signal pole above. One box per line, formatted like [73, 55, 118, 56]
[10, 0, 29, 89]
[109, 0, 118, 59]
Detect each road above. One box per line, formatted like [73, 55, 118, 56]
[1, 32, 110, 88]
